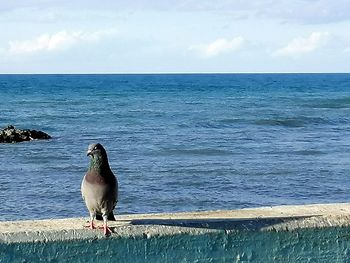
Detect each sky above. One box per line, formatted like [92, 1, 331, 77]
[0, 0, 350, 73]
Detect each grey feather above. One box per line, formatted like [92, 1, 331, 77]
[81, 143, 118, 224]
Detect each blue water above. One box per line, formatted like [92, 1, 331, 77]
[1, 74, 350, 221]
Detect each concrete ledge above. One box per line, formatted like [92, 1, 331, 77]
[1, 203, 350, 262]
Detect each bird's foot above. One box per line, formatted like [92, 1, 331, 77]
[85, 221, 96, 230]
[100, 225, 112, 236]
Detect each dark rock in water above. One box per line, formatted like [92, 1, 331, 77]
[0, 125, 51, 143]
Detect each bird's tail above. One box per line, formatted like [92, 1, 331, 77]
[96, 212, 116, 221]
[108, 211, 116, 221]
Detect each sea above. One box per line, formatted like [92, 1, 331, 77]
[0, 73, 350, 221]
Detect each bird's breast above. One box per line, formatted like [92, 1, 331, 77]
[85, 171, 107, 185]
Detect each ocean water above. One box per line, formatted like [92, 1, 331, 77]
[1, 73, 350, 221]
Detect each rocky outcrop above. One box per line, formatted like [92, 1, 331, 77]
[0, 125, 51, 143]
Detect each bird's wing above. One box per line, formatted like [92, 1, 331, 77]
[81, 175, 86, 200]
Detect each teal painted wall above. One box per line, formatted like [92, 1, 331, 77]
[1, 227, 350, 263]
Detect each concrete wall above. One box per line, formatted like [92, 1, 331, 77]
[1, 203, 350, 262]
[2, 227, 350, 262]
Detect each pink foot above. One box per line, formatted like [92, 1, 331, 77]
[85, 221, 96, 229]
[103, 225, 112, 236]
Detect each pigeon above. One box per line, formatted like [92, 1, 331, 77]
[81, 143, 118, 236]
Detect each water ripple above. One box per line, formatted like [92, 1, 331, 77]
[1, 73, 350, 220]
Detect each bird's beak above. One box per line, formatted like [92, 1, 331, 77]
[87, 150, 92, 156]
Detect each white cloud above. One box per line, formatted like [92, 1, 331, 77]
[274, 32, 330, 57]
[189, 37, 244, 58]
[8, 29, 117, 55]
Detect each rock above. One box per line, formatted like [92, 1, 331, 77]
[0, 125, 51, 143]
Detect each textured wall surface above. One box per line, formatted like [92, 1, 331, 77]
[2, 204, 350, 263]
[2, 228, 350, 263]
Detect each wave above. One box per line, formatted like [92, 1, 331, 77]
[264, 150, 325, 156]
[181, 116, 330, 129]
[219, 118, 247, 124]
[150, 148, 234, 156]
[294, 150, 325, 156]
[194, 118, 246, 129]
[306, 97, 350, 109]
[254, 116, 329, 128]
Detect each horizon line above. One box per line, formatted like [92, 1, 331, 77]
[0, 72, 350, 75]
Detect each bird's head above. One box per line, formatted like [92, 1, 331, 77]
[87, 143, 107, 159]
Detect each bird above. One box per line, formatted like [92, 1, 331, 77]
[81, 143, 118, 236]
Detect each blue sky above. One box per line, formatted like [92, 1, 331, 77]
[1, 0, 350, 73]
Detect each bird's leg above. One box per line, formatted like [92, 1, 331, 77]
[85, 213, 96, 229]
[102, 214, 112, 236]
